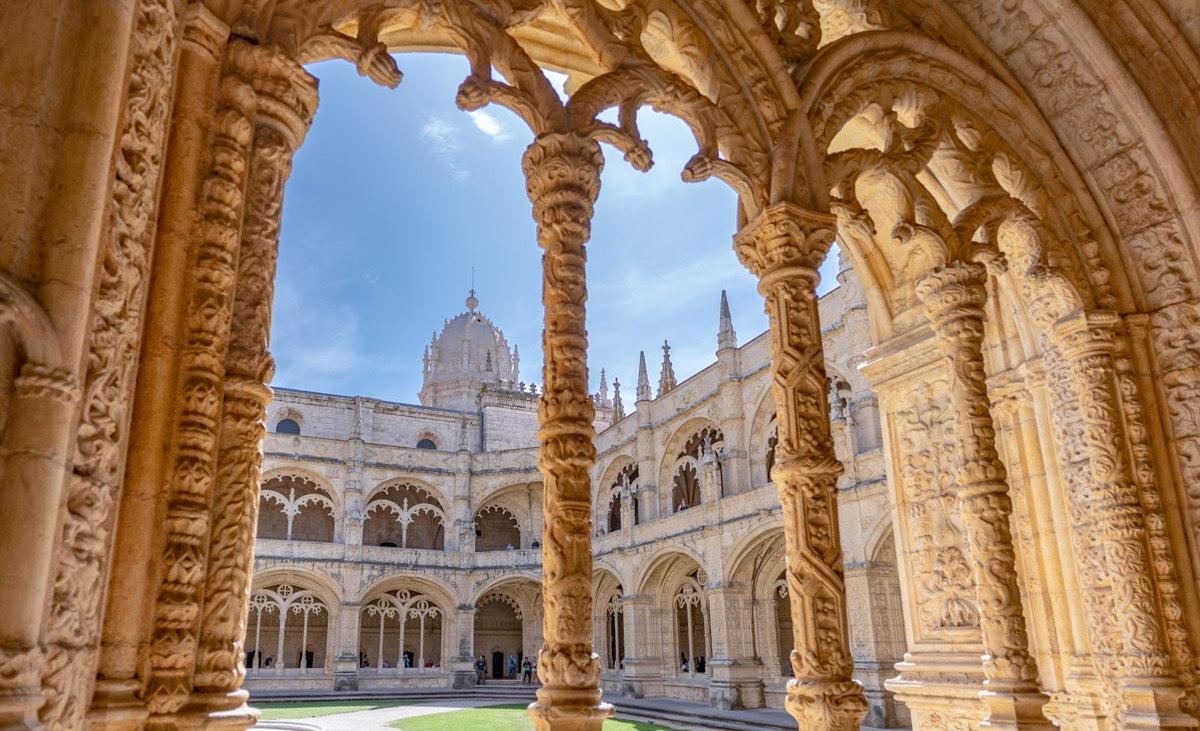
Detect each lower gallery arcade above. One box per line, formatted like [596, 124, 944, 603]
[3, 1, 1200, 731]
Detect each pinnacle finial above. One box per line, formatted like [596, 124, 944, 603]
[658, 340, 677, 397]
[466, 288, 478, 312]
[598, 368, 610, 406]
[612, 378, 625, 420]
[718, 289, 737, 350]
[637, 351, 652, 401]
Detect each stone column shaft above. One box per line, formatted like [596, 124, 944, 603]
[915, 261, 1050, 729]
[91, 10, 231, 729]
[192, 40, 316, 727]
[140, 48, 258, 726]
[733, 202, 867, 731]
[522, 132, 613, 731]
[1051, 311, 1193, 729]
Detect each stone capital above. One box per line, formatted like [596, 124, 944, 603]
[223, 40, 319, 151]
[915, 260, 988, 326]
[1053, 309, 1120, 361]
[733, 202, 836, 289]
[182, 3, 231, 61]
[522, 133, 604, 225]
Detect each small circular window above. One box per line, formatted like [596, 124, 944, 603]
[416, 438, 437, 450]
[276, 418, 301, 435]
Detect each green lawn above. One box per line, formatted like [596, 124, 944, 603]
[390, 703, 675, 731]
[255, 699, 422, 720]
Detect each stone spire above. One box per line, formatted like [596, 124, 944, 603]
[612, 378, 624, 420]
[512, 344, 520, 382]
[598, 368, 610, 406]
[658, 340, 677, 396]
[718, 289, 737, 351]
[636, 351, 652, 401]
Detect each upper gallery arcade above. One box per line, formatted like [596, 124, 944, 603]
[2, 1, 1200, 731]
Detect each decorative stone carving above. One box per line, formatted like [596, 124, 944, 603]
[1049, 311, 1193, 728]
[914, 261, 1050, 727]
[734, 202, 868, 730]
[193, 43, 317, 717]
[523, 132, 613, 731]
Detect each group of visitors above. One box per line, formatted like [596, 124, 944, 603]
[679, 654, 706, 673]
[358, 648, 436, 669]
[475, 655, 536, 684]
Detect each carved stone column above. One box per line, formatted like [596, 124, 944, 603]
[191, 41, 316, 727]
[618, 594, 663, 699]
[733, 202, 867, 731]
[704, 584, 764, 710]
[91, 8, 232, 729]
[914, 261, 1051, 729]
[522, 132, 613, 731]
[134, 31, 261, 731]
[1051, 311, 1193, 729]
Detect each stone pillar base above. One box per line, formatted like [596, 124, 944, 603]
[192, 691, 259, 731]
[87, 678, 151, 731]
[707, 659, 765, 710]
[1119, 681, 1197, 730]
[333, 672, 358, 691]
[528, 687, 613, 731]
[451, 670, 477, 689]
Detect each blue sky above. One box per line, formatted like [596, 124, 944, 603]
[273, 53, 837, 404]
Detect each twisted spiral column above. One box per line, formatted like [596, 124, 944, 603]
[522, 132, 613, 731]
[733, 202, 867, 731]
[915, 261, 1051, 729]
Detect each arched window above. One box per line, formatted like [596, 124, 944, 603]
[276, 418, 301, 435]
[258, 475, 336, 542]
[363, 484, 446, 550]
[416, 438, 437, 450]
[474, 504, 521, 551]
[246, 583, 328, 672]
[773, 574, 791, 676]
[605, 589, 626, 671]
[604, 463, 639, 533]
[672, 427, 722, 511]
[765, 417, 778, 485]
[360, 589, 443, 671]
[674, 571, 709, 678]
[606, 492, 622, 533]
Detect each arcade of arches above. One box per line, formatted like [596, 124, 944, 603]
[243, 272, 900, 724]
[3, 2, 1200, 731]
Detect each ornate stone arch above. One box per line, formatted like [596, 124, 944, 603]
[473, 503, 522, 552]
[257, 470, 338, 542]
[246, 571, 338, 672]
[632, 547, 710, 601]
[359, 574, 457, 611]
[658, 418, 724, 513]
[362, 479, 448, 550]
[359, 585, 447, 670]
[800, 34, 1105, 331]
[596, 455, 638, 533]
[364, 476, 449, 513]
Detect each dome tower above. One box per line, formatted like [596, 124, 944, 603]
[419, 290, 518, 411]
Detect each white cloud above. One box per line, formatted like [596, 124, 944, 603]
[468, 110, 511, 143]
[419, 117, 467, 182]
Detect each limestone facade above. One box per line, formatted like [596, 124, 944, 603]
[244, 274, 906, 724]
[4, 2, 1200, 730]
